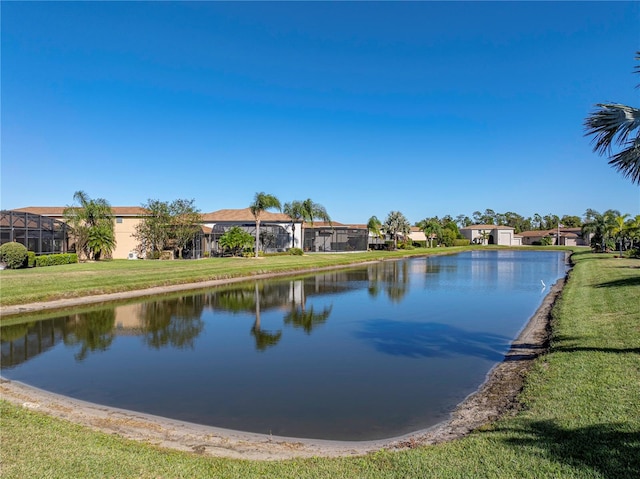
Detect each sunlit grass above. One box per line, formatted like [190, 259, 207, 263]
[0, 248, 471, 307]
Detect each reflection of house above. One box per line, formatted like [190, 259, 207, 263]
[459, 225, 522, 246]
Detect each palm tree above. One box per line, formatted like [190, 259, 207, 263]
[478, 229, 491, 246]
[612, 214, 630, 256]
[581, 209, 618, 252]
[584, 52, 640, 184]
[418, 219, 442, 248]
[383, 211, 411, 250]
[249, 192, 281, 258]
[63, 191, 115, 260]
[283, 200, 304, 249]
[367, 215, 383, 247]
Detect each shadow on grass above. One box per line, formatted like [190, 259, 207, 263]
[553, 346, 640, 354]
[594, 276, 640, 288]
[499, 420, 640, 477]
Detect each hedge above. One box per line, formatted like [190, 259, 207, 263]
[453, 239, 470, 246]
[35, 253, 78, 267]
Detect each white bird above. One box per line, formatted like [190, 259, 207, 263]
[541, 280, 546, 288]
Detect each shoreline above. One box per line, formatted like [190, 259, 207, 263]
[0, 274, 566, 460]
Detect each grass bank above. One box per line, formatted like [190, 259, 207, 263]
[0, 247, 474, 308]
[1, 250, 638, 478]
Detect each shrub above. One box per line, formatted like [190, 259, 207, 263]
[35, 253, 78, 267]
[288, 248, 303, 256]
[453, 239, 470, 247]
[27, 251, 36, 268]
[0, 242, 28, 269]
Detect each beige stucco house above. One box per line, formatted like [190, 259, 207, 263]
[12, 206, 148, 259]
[459, 224, 522, 246]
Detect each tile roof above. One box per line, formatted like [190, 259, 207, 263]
[460, 224, 515, 230]
[201, 208, 295, 223]
[12, 206, 149, 216]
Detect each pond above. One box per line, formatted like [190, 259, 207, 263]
[0, 250, 568, 441]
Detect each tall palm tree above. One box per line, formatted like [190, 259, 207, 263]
[63, 191, 115, 260]
[249, 192, 281, 258]
[283, 200, 304, 249]
[584, 52, 640, 184]
[301, 198, 331, 250]
[300, 198, 331, 226]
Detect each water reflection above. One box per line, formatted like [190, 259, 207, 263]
[356, 319, 510, 361]
[64, 310, 116, 360]
[138, 296, 205, 350]
[367, 261, 410, 302]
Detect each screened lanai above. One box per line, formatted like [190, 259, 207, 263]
[0, 210, 69, 255]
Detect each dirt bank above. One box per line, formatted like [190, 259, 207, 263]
[0, 276, 565, 460]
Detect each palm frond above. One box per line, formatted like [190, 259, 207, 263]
[608, 136, 640, 184]
[584, 103, 640, 154]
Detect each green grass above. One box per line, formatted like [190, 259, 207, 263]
[0, 248, 477, 307]
[1, 250, 638, 478]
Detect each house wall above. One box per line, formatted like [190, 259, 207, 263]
[113, 217, 143, 259]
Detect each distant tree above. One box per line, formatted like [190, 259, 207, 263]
[542, 214, 560, 230]
[169, 199, 202, 259]
[455, 214, 472, 228]
[249, 192, 281, 257]
[532, 213, 543, 230]
[439, 228, 457, 247]
[584, 51, 640, 184]
[63, 191, 115, 261]
[503, 211, 530, 233]
[383, 211, 411, 249]
[418, 219, 442, 248]
[218, 226, 254, 256]
[560, 215, 582, 228]
[135, 199, 171, 258]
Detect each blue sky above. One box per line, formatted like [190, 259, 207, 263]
[2, 1, 639, 225]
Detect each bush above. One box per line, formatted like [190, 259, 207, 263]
[27, 251, 36, 268]
[453, 239, 470, 247]
[288, 248, 303, 256]
[35, 253, 78, 267]
[0, 242, 28, 269]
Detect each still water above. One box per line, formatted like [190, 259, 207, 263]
[1, 251, 568, 440]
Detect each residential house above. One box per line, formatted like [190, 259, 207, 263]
[459, 224, 522, 246]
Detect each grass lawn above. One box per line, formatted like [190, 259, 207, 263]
[1, 250, 638, 478]
[0, 248, 469, 307]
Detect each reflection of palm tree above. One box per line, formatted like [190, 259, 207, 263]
[63, 309, 116, 361]
[284, 304, 332, 334]
[251, 282, 282, 351]
[385, 261, 410, 303]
